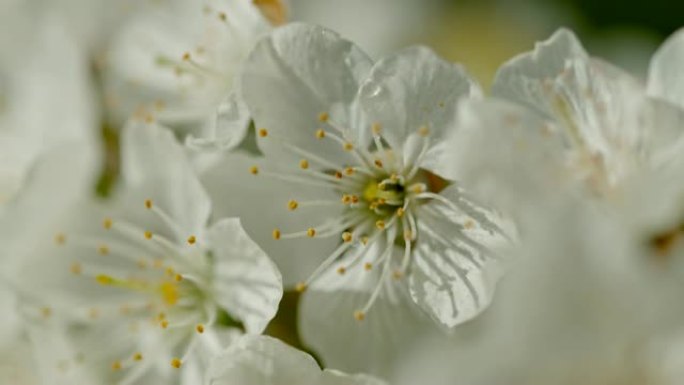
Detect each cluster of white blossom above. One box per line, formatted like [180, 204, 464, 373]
[3, 0, 684, 384]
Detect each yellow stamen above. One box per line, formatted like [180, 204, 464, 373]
[375, 220, 385, 230]
[133, 353, 143, 361]
[307, 228, 316, 237]
[249, 166, 259, 175]
[288, 200, 298, 210]
[112, 361, 122, 371]
[343, 142, 354, 151]
[342, 232, 353, 242]
[418, 125, 430, 137]
[354, 311, 365, 321]
[318, 112, 329, 122]
[272, 228, 281, 240]
[258, 128, 268, 137]
[295, 282, 307, 292]
[196, 324, 205, 334]
[103, 218, 112, 229]
[299, 159, 309, 169]
[187, 235, 196, 245]
[171, 358, 182, 369]
[54, 233, 66, 245]
[364, 262, 373, 271]
[337, 266, 346, 275]
[98, 245, 110, 255]
[315, 129, 326, 139]
[145, 199, 153, 209]
[144, 231, 153, 240]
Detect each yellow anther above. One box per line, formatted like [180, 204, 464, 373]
[375, 220, 385, 230]
[41, 307, 52, 318]
[144, 231, 153, 240]
[390, 173, 399, 182]
[318, 112, 329, 122]
[133, 353, 143, 361]
[334, 171, 343, 179]
[174, 274, 183, 282]
[182, 52, 191, 61]
[393, 270, 404, 280]
[418, 125, 430, 137]
[351, 195, 359, 204]
[342, 194, 352, 204]
[337, 266, 347, 275]
[98, 245, 110, 255]
[354, 311, 366, 321]
[187, 235, 196, 245]
[344, 167, 355, 176]
[157, 312, 167, 320]
[249, 166, 259, 175]
[464, 220, 475, 229]
[342, 232, 353, 242]
[364, 262, 373, 271]
[272, 228, 281, 240]
[70, 263, 82, 275]
[54, 233, 66, 245]
[103, 218, 113, 229]
[96, 275, 114, 285]
[374, 159, 384, 168]
[295, 282, 307, 292]
[145, 199, 153, 209]
[171, 358, 182, 369]
[371, 122, 382, 135]
[160, 320, 169, 329]
[307, 228, 316, 237]
[257, 128, 268, 137]
[288, 200, 299, 210]
[411, 184, 425, 194]
[299, 159, 309, 169]
[361, 236, 369, 245]
[196, 324, 205, 334]
[112, 361, 122, 371]
[343, 142, 354, 151]
[396, 208, 405, 217]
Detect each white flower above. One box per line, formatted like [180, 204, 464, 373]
[202, 23, 511, 375]
[206, 335, 386, 385]
[14, 120, 282, 385]
[449, 28, 684, 216]
[0, 4, 97, 208]
[103, 0, 280, 147]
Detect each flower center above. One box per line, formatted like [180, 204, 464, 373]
[50, 199, 214, 380]
[250, 113, 455, 319]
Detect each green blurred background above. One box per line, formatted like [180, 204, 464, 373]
[290, 0, 682, 87]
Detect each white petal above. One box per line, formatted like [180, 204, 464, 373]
[648, 27, 684, 106]
[121, 119, 211, 239]
[299, 250, 434, 378]
[200, 151, 342, 287]
[492, 27, 589, 111]
[358, 46, 480, 174]
[448, 98, 567, 216]
[185, 90, 251, 151]
[242, 23, 373, 162]
[208, 217, 283, 334]
[205, 335, 321, 385]
[408, 185, 510, 329]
